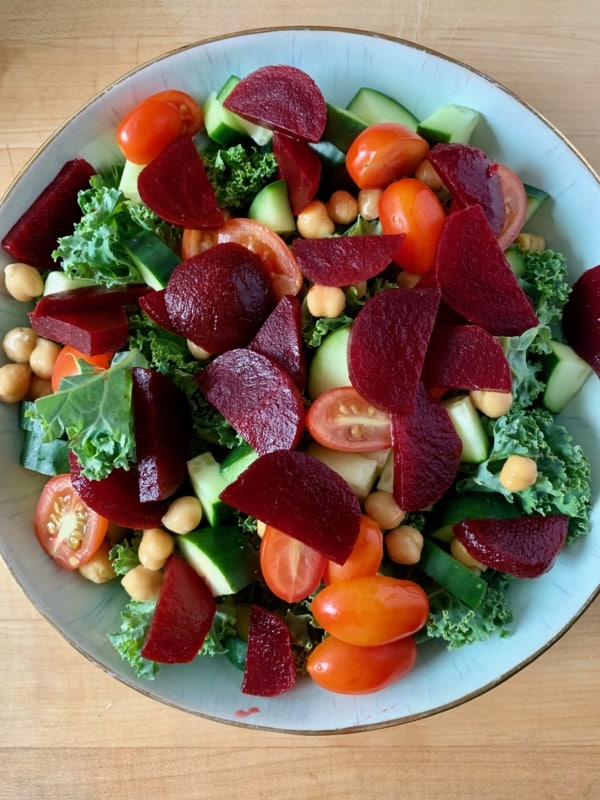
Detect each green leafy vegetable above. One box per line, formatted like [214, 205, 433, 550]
[201, 143, 277, 210]
[200, 599, 239, 657]
[109, 533, 142, 576]
[108, 600, 158, 680]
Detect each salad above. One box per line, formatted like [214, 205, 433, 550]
[0, 64, 597, 698]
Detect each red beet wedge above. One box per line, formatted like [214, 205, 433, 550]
[195, 348, 305, 455]
[30, 307, 130, 356]
[272, 132, 322, 215]
[223, 65, 328, 143]
[2, 158, 96, 271]
[452, 514, 569, 578]
[241, 605, 296, 697]
[562, 264, 600, 378]
[248, 294, 306, 390]
[220, 450, 361, 565]
[139, 288, 180, 335]
[141, 555, 216, 664]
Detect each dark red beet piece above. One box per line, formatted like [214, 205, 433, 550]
[293, 234, 405, 287]
[69, 451, 168, 529]
[432, 204, 538, 336]
[132, 367, 190, 502]
[139, 288, 180, 335]
[29, 307, 130, 355]
[241, 605, 296, 697]
[30, 283, 151, 317]
[195, 348, 305, 454]
[422, 324, 512, 393]
[220, 450, 361, 565]
[391, 382, 463, 511]
[453, 514, 569, 578]
[141, 555, 216, 664]
[272, 132, 322, 215]
[428, 143, 506, 235]
[164, 242, 275, 353]
[562, 264, 600, 377]
[248, 294, 306, 390]
[1, 158, 96, 271]
[347, 286, 441, 414]
[223, 65, 327, 143]
[137, 134, 225, 229]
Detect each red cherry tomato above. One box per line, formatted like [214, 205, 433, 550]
[379, 177, 447, 274]
[345, 123, 430, 190]
[324, 514, 383, 584]
[311, 575, 429, 646]
[34, 474, 109, 570]
[305, 386, 392, 452]
[51, 345, 113, 393]
[495, 163, 529, 250]
[147, 90, 204, 136]
[116, 99, 185, 164]
[307, 634, 418, 695]
[260, 524, 328, 603]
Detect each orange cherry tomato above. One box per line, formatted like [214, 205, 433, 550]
[324, 514, 383, 584]
[147, 90, 204, 136]
[260, 524, 328, 603]
[345, 123, 430, 190]
[306, 386, 392, 453]
[311, 575, 429, 646]
[51, 345, 113, 393]
[34, 474, 110, 570]
[379, 177, 447, 274]
[495, 163, 529, 250]
[116, 98, 185, 164]
[307, 634, 418, 695]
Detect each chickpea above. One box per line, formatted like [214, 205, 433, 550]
[187, 339, 212, 361]
[306, 284, 346, 318]
[450, 537, 486, 572]
[499, 454, 538, 492]
[138, 527, 175, 571]
[396, 270, 422, 288]
[357, 189, 382, 221]
[29, 338, 62, 380]
[3, 262, 44, 303]
[326, 190, 358, 225]
[121, 564, 163, 602]
[349, 280, 368, 299]
[2, 326, 37, 363]
[78, 541, 116, 584]
[255, 520, 267, 538]
[161, 495, 203, 535]
[297, 200, 335, 239]
[470, 389, 513, 419]
[363, 490, 405, 530]
[414, 159, 444, 192]
[385, 524, 424, 565]
[0, 362, 31, 403]
[27, 375, 53, 400]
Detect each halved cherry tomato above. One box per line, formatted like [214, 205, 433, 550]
[260, 524, 328, 603]
[307, 634, 417, 695]
[495, 163, 528, 250]
[305, 386, 392, 452]
[34, 473, 110, 570]
[116, 99, 185, 164]
[324, 514, 383, 584]
[345, 123, 430, 190]
[51, 345, 113, 393]
[311, 575, 429, 646]
[182, 218, 303, 299]
[379, 177, 446, 274]
[146, 90, 204, 136]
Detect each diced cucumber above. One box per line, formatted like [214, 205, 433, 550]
[306, 442, 378, 501]
[504, 244, 526, 277]
[416, 103, 480, 144]
[223, 633, 248, 671]
[346, 87, 418, 131]
[307, 325, 352, 399]
[219, 442, 258, 483]
[323, 102, 367, 153]
[207, 76, 272, 146]
[43, 270, 96, 295]
[377, 449, 394, 493]
[443, 395, 490, 463]
[542, 340, 593, 413]
[123, 229, 180, 289]
[118, 159, 144, 202]
[187, 452, 233, 527]
[248, 180, 296, 234]
[426, 491, 521, 542]
[523, 183, 550, 223]
[177, 525, 259, 596]
[419, 538, 487, 609]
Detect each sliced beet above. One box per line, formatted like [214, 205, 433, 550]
[223, 65, 327, 143]
[141, 555, 216, 664]
[452, 514, 569, 578]
[391, 382, 463, 511]
[30, 283, 151, 317]
[29, 307, 130, 355]
[220, 450, 361, 565]
[427, 143, 505, 235]
[422, 324, 512, 393]
[293, 234, 405, 287]
[562, 264, 600, 377]
[132, 367, 190, 502]
[248, 294, 306, 390]
[164, 242, 275, 353]
[241, 605, 296, 697]
[272, 132, 322, 215]
[195, 348, 305, 454]
[347, 286, 441, 414]
[1, 158, 96, 271]
[137, 134, 225, 229]
[138, 288, 180, 335]
[432, 204, 538, 336]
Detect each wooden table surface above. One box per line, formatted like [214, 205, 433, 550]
[1, 2, 599, 798]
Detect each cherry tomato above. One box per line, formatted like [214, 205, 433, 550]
[34, 473, 110, 570]
[305, 386, 392, 452]
[116, 99, 185, 164]
[260, 524, 328, 603]
[307, 634, 417, 695]
[51, 345, 113, 393]
[182, 218, 303, 299]
[311, 575, 429, 646]
[147, 90, 204, 136]
[345, 123, 430, 190]
[324, 514, 383, 584]
[379, 177, 446, 274]
[495, 163, 528, 250]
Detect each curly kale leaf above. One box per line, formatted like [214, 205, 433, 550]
[202, 143, 277, 210]
[108, 600, 158, 680]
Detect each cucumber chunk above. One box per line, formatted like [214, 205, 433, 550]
[504, 244, 526, 277]
[178, 525, 259, 596]
[248, 180, 296, 234]
[419, 538, 487, 609]
[542, 340, 593, 413]
[187, 452, 233, 527]
[206, 76, 272, 146]
[347, 87, 418, 130]
[426, 491, 521, 542]
[443, 395, 490, 463]
[523, 183, 550, 223]
[306, 442, 379, 501]
[323, 102, 367, 152]
[307, 325, 352, 399]
[124, 229, 180, 289]
[43, 270, 97, 295]
[417, 103, 480, 144]
[118, 159, 144, 202]
[219, 442, 258, 483]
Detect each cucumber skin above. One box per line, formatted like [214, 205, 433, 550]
[178, 525, 259, 596]
[307, 325, 352, 399]
[419, 537, 487, 609]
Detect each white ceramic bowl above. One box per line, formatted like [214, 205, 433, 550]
[1, 27, 599, 734]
